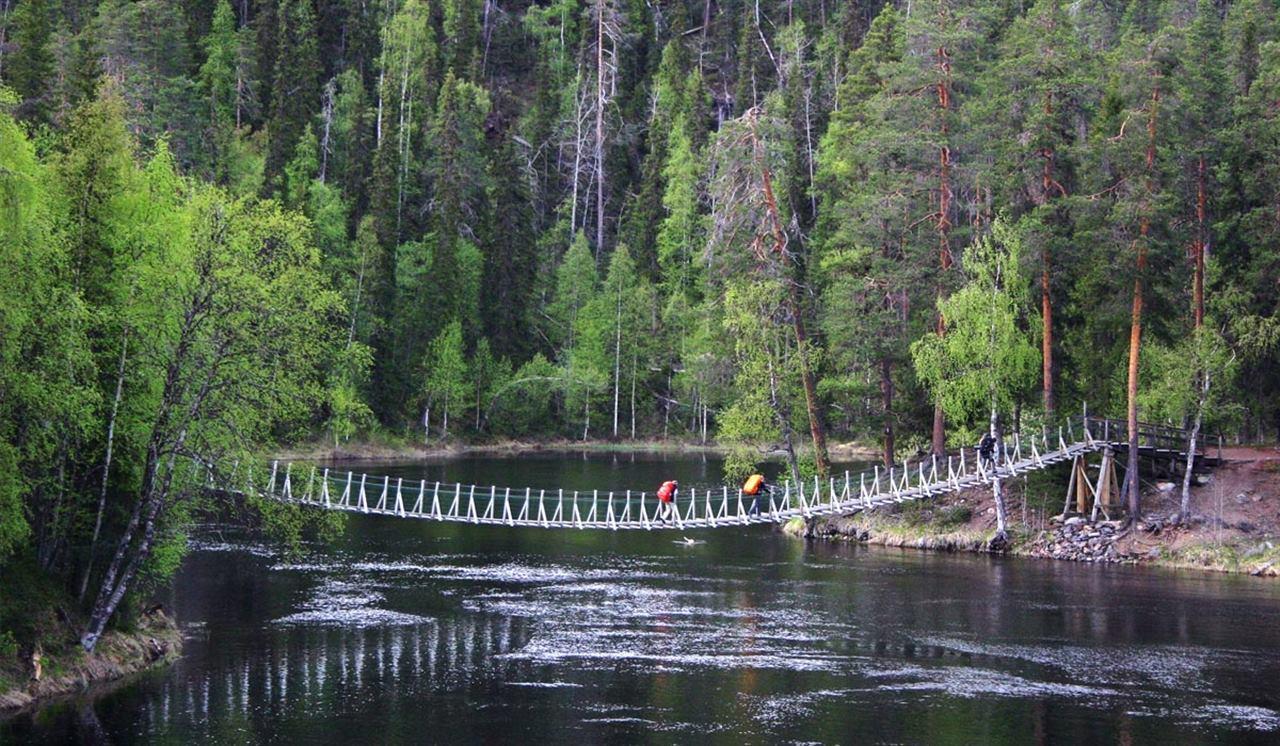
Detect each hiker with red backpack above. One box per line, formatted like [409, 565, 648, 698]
[656, 480, 678, 523]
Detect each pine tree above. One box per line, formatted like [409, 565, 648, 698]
[264, 0, 320, 196]
[981, 0, 1090, 417]
[283, 122, 319, 209]
[1176, 0, 1226, 330]
[5, 0, 55, 122]
[442, 0, 480, 76]
[655, 110, 703, 300]
[429, 71, 492, 329]
[815, 4, 917, 466]
[482, 137, 538, 359]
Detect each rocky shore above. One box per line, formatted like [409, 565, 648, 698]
[792, 453, 1280, 577]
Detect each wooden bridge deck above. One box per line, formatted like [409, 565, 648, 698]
[237, 416, 1216, 530]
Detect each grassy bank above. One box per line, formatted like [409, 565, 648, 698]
[0, 561, 182, 716]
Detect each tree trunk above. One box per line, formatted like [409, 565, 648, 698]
[1127, 239, 1146, 522]
[319, 78, 335, 182]
[80, 334, 129, 603]
[82, 423, 187, 652]
[1039, 92, 1061, 418]
[612, 288, 621, 438]
[768, 355, 801, 486]
[594, 0, 606, 256]
[990, 408, 1008, 541]
[1193, 155, 1206, 329]
[1127, 83, 1159, 523]
[1041, 244, 1055, 417]
[880, 356, 894, 468]
[1180, 369, 1209, 519]
[375, 68, 385, 146]
[932, 40, 954, 458]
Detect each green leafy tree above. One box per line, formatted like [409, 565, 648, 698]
[421, 320, 472, 439]
[718, 278, 805, 485]
[82, 182, 344, 651]
[489, 353, 560, 436]
[470, 337, 511, 431]
[912, 220, 1039, 541]
[0, 93, 95, 559]
[575, 245, 653, 439]
[1141, 323, 1237, 520]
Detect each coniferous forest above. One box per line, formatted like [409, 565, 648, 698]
[2, 0, 1280, 647]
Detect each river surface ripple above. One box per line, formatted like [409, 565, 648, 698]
[5, 453, 1280, 744]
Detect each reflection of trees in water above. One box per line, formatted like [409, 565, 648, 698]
[146, 616, 531, 729]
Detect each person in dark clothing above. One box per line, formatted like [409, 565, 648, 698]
[978, 432, 996, 471]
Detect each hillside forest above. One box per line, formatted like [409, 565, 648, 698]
[1, 0, 1280, 647]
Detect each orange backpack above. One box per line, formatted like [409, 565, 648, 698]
[743, 474, 765, 495]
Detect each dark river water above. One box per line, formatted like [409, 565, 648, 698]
[5, 452, 1280, 744]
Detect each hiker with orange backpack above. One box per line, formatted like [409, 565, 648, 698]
[743, 473, 770, 516]
[656, 480, 678, 523]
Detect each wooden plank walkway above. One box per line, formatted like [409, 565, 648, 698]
[234, 416, 1212, 531]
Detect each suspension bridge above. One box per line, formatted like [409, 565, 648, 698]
[235, 414, 1219, 531]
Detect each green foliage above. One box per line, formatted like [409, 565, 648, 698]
[656, 111, 703, 299]
[422, 320, 472, 438]
[722, 446, 762, 485]
[4, 0, 1280, 644]
[912, 220, 1039, 434]
[0, 630, 17, 659]
[490, 353, 560, 436]
[1141, 324, 1240, 431]
[328, 342, 376, 446]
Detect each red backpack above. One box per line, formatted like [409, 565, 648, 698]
[657, 481, 677, 502]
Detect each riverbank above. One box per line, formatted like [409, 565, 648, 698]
[0, 613, 181, 716]
[276, 435, 880, 464]
[0, 562, 182, 717]
[790, 450, 1280, 577]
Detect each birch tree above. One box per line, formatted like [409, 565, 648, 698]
[911, 220, 1038, 543]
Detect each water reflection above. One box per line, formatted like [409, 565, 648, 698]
[141, 616, 531, 733]
[5, 452, 1280, 743]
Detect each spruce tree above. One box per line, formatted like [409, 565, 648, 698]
[264, 0, 320, 196]
[7, 0, 56, 122]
